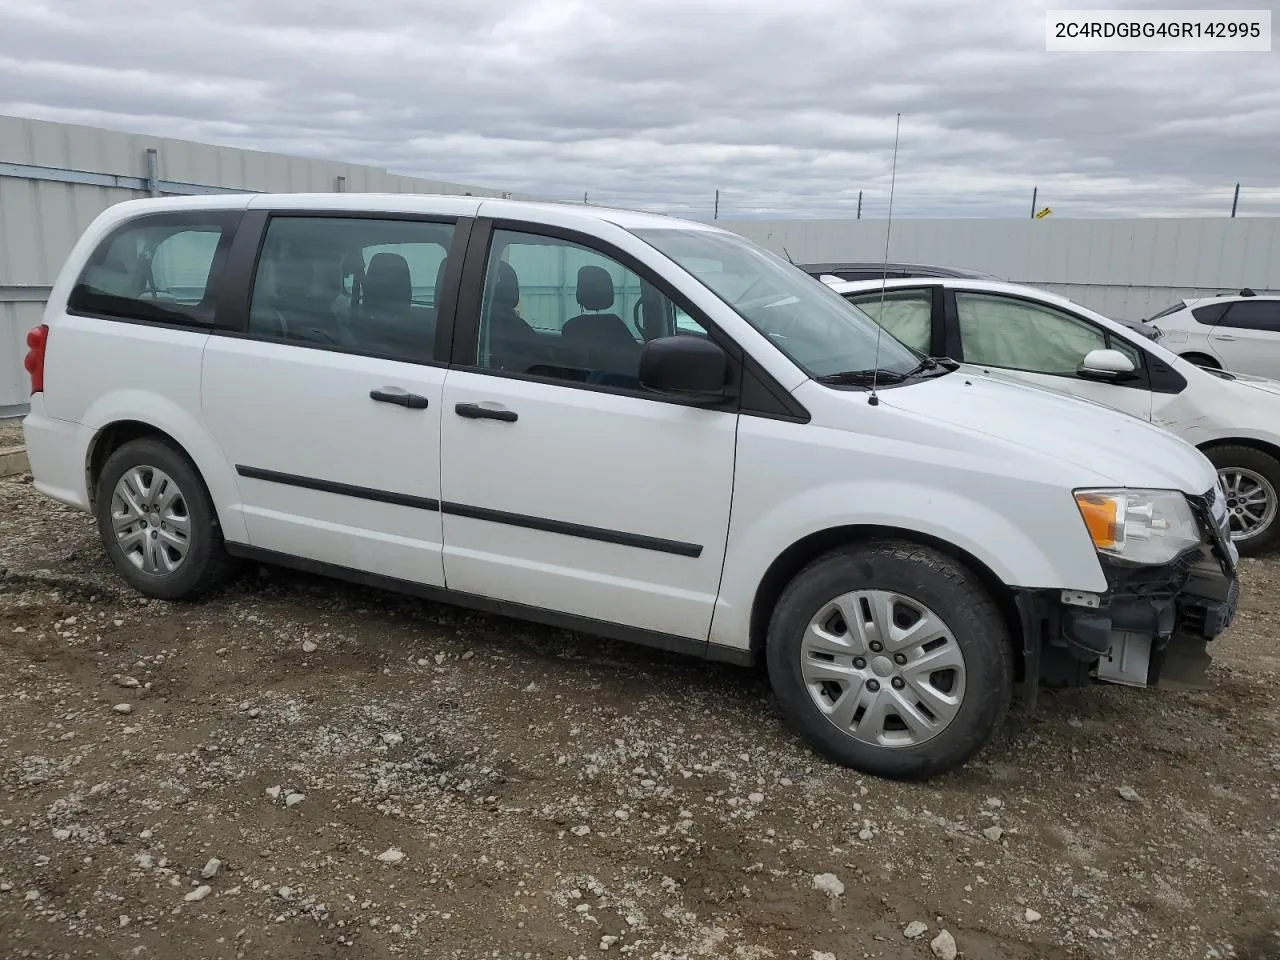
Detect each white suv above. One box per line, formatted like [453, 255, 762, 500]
[20, 194, 1240, 779]
[1145, 291, 1280, 377]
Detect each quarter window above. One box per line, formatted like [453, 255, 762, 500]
[1220, 300, 1280, 333]
[845, 289, 933, 354]
[474, 229, 709, 388]
[67, 211, 239, 325]
[955, 292, 1139, 375]
[248, 217, 456, 363]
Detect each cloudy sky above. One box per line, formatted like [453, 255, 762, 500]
[1, 0, 1277, 219]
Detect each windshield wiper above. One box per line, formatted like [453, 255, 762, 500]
[816, 356, 957, 386]
[816, 368, 911, 386]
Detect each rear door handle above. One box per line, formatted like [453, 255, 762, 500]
[455, 402, 518, 422]
[370, 387, 430, 409]
[1211, 335, 1238, 342]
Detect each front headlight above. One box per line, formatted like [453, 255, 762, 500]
[1073, 488, 1203, 566]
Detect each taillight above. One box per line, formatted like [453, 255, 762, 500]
[23, 324, 48, 394]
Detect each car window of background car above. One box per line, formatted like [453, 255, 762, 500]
[1221, 300, 1280, 332]
[632, 227, 921, 378]
[845, 289, 933, 354]
[955, 291, 1140, 375]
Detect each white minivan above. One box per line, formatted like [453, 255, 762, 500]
[21, 194, 1239, 779]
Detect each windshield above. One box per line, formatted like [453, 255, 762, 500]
[632, 227, 922, 380]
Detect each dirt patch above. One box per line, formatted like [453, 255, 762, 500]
[1, 473, 1278, 959]
[0, 422, 23, 448]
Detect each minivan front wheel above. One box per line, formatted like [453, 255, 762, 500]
[95, 438, 232, 600]
[766, 540, 1013, 779]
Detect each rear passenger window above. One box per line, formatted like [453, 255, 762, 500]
[248, 217, 456, 364]
[67, 211, 239, 325]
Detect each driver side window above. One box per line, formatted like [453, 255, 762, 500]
[955, 292, 1138, 375]
[474, 229, 710, 389]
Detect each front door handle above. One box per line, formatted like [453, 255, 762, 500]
[455, 402, 518, 422]
[370, 387, 430, 409]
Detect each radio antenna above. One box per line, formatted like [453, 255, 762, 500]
[868, 111, 901, 407]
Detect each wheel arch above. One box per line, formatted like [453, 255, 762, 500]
[747, 524, 1022, 670]
[1198, 435, 1280, 464]
[87, 421, 173, 507]
[84, 418, 242, 542]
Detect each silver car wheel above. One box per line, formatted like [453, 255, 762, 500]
[800, 589, 967, 748]
[110, 465, 192, 575]
[1218, 466, 1278, 542]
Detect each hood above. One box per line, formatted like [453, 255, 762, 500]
[1209, 368, 1280, 398]
[873, 367, 1218, 494]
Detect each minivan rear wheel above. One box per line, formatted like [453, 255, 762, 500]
[95, 438, 232, 600]
[765, 540, 1013, 779]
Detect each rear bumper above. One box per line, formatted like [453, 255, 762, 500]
[21, 395, 91, 511]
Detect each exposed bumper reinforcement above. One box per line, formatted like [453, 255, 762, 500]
[1016, 531, 1239, 698]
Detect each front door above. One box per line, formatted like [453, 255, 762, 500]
[949, 288, 1155, 421]
[201, 212, 466, 585]
[437, 222, 738, 641]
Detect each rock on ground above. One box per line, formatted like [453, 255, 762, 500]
[930, 929, 958, 960]
[812, 873, 844, 898]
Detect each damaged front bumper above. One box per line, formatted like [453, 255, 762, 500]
[1017, 487, 1239, 693]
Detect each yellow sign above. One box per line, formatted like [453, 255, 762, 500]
[1034, 207, 1053, 219]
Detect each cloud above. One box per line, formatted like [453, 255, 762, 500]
[0, 0, 1276, 218]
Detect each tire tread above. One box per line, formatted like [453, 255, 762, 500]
[766, 538, 1013, 779]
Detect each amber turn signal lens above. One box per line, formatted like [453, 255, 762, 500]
[1074, 492, 1120, 550]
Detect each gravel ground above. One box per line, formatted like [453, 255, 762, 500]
[0, 423, 22, 447]
[1, 470, 1278, 960]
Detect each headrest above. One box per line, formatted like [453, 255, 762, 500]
[364, 252, 412, 308]
[576, 265, 615, 311]
[493, 261, 520, 310]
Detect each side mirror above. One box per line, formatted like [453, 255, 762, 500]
[638, 335, 733, 403]
[1078, 348, 1138, 382]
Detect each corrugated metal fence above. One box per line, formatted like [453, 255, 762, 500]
[0, 114, 537, 415]
[7, 113, 1280, 414]
[716, 216, 1280, 322]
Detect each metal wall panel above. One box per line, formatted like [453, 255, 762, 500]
[0, 301, 45, 417]
[0, 114, 540, 409]
[716, 215, 1280, 322]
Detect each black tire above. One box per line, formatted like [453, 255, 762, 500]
[1204, 444, 1280, 556]
[94, 438, 234, 600]
[1180, 352, 1221, 369]
[765, 539, 1013, 780]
